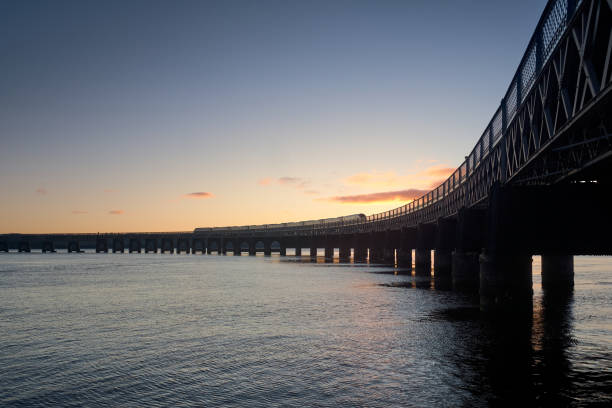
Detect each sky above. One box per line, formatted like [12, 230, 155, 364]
[0, 0, 547, 233]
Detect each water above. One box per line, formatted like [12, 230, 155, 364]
[1, 253, 611, 407]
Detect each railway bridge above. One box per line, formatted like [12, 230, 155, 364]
[196, 0, 612, 310]
[2, 0, 612, 311]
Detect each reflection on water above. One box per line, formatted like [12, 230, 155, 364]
[0, 253, 611, 407]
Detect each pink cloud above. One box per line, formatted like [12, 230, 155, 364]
[320, 188, 428, 204]
[184, 192, 214, 199]
[425, 166, 455, 178]
[109, 210, 124, 215]
[35, 188, 47, 195]
[258, 178, 273, 186]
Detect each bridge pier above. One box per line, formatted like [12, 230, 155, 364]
[434, 250, 452, 279]
[145, 238, 157, 253]
[191, 238, 204, 254]
[354, 246, 367, 262]
[113, 238, 125, 253]
[479, 251, 533, 313]
[279, 244, 286, 256]
[398, 227, 416, 268]
[339, 246, 350, 261]
[324, 246, 334, 260]
[0, 241, 8, 252]
[96, 238, 108, 253]
[295, 246, 302, 257]
[161, 238, 174, 254]
[129, 238, 141, 253]
[264, 241, 272, 256]
[68, 240, 82, 253]
[369, 247, 383, 263]
[434, 218, 455, 281]
[541, 255, 574, 291]
[18, 241, 30, 252]
[177, 238, 190, 254]
[414, 249, 431, 276]
[309, 246, 317, 257]
[42, 240, 56, 253]
[235, 245, 243, 255]
[451, 251, 480, 291]
[415, 224, 435, 276]
[452, 208, 485, 291]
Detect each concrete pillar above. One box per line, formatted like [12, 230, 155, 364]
[354, 247, 367, 262]
[145, 239, 157, 253]
[280, 245, 287, 256]
[113, 238, 125, 253]
[310, 247, 317, 257]
[68, 240, 81, 253]
[339, 247, 350, 261]
[541, 255, 574, 291]
[0, 242, 8, 252]
[18, 241, 30, 253]
[397, 248, 412, 268]
[128, 239, 141, 253]
[96, 238, 108, 253]
[161, 238, 173, 254]
[369, 247, 383, 262]
[264, 242, 272, 256]
[42, 241, 56, 253]
[177, 239, 189, 254]
[479, 251, 533, 313]
[324, 247, 334, 259]
[414, 249, 431, 276]
[452, 250, 480, 291]
[434, 249, 452, 280]
[249, 243, 256, 255]
[295, 247, 302, 256]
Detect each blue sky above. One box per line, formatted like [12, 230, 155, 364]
[0, 0, 547, 232]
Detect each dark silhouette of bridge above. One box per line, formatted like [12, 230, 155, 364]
[2, 0, 611, 312]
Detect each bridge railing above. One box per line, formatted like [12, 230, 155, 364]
[363, 0, 578, 224]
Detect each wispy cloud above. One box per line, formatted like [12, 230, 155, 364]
[258, 178, 273, 186]
[35, 188, 47, 195]
[344, 164, 455, 189]
[259, 177, 310, 189]
[278, 177, 302, 185]
[320, 189, 429, 204]
[71, 210, 88, 215]
[109, 210, 124, 215]
[184, 192, 214, 199]
[425, 166, 455, 178]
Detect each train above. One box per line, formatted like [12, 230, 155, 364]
[194, 214, 366, 233]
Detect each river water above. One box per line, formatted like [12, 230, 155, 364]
[1, 253, 611, 407]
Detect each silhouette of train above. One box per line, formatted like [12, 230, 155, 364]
[194, 214, 366, 233]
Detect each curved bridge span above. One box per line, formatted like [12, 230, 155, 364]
[2, 0, 611, 312]
[197, 0, 612, 235]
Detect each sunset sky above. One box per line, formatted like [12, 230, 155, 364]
[0, 0, 546, 233]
